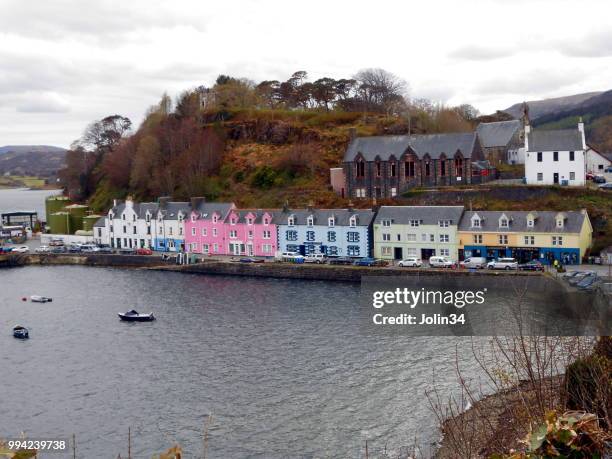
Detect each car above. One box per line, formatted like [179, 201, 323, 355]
[568, 271, 596, 285]
[0, 246, 13, 253]
[593, 175, 606, 184]
[518, 260, 545, 272]
[80, 244, 100, 253]
[67, 244, 82, 253]
[48, 239, 64, 247]
[459, 257, 487, 269]
[598, 183, 612, 190]
[586, 172, 595, 180]
[11, 246, 30, 253]
[328, 257, 353, 265]
[605, 166, 612, 173]
[304, 254, 326, 264]
[487, 258, 519, 270]
[429, 256, 456, 268]
[280, 251, 304, 262]
[51, 246, 67, 253]
[238, 257, 264, 263]
[135, 248, 153, 255]
[119, 247, 136, 255]
[35, 245, 51, 253]
[398, 257, 422, 268]
[576, 274, 600, 290]
[97, 244, 113, 253]
[354, 257, 379, 267]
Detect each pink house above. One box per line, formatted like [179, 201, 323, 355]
[184, 199, 235, 255]
[223, 209, 277, 257]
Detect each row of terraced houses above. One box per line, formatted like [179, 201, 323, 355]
[94, 197, 592, 265]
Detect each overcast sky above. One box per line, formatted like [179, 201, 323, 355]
[2, 0, 612, 147]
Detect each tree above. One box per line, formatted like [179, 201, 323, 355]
[130, 135, 161, 193]
[353, 68, 409, 113]
[311, 78, 337, 111]
[81, 115, 132, 153]
[455, 104, 480, 122]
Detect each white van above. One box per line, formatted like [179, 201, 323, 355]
[304, 253, 326, 264]
[429, 256, 455, 268]
[460, 257, 487, 269]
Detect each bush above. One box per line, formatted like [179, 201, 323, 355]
[250, 165, 284, 189]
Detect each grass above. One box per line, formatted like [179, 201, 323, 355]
[0, 175, 46, 188]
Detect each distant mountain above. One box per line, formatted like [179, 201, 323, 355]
[0, 145, 67, 177]
[503, 92, 604, 120]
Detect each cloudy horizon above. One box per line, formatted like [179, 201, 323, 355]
[1, 0, 612, 148]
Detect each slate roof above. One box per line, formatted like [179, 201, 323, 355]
[375, 206, 464, 226]
[527, 128, 584, 152]
[225, 209, 277, 224]
[476, 120, 521, 148]
[93, 216, 106, 228]
[458, 210, 587, 233]
[277, 208, 376, 227]
[191, 202, 235, 220]
[343, 133, 479, 162]
[155, 202, 191, 220]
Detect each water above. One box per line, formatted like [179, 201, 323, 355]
[0, 266, 483, 458]
[0, 187, 61, 216]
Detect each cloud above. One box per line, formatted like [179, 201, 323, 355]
[16, 92, 71, 113]
[557, 30, 612, 57]
[448, 45, 516, 61]
[474, 67, 588, 97]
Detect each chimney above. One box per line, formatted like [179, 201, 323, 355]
[190, 196, 205, 211]
[158, 196, 170, 210]
[307, 200, 315, 212]
[348, 127, 357, 141]
[282, 200, 289, 213]
[347, 200, 354, 212]
[578, 117, 586, 149]
[125, 195, 134, 208]
[113, 199, 118, 207]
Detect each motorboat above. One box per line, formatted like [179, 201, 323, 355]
[118, 309, 156, 322]
[13, 325, 29, 339]
[31, 295, 52, 303]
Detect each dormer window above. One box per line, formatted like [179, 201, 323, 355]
[178, 214, 184, 222]
[191, 214, 196, 222]
[499, 218, 508, 228]
[328, 217, 335, 227]
[471, 217, 481, 228]
[307, 215, 314, 227]
[382, 219, 391, 227]
[527, 219, 534, 227]
[247, 217, 253, 225]
[263, 217, 269, 225]
[213, 215, 218, 224]
[146, 213, 151, 222]
[288, 215, 295, 226]
[122, 213, 126, 220]
[230, 217, 237, 225]
[349, 215, 357, 227]
[109, 212, 114, 220]
[556, 219, 564, 228]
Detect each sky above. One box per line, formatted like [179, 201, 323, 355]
[1, 0, 612, 148]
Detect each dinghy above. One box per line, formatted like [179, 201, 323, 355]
[118, 309, 155, 322]
[13, 325, 29, 339]
[31, 295, 52, 303]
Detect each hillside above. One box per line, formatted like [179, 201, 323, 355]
[0, 146, 66, 178]
[503, 91, 604, 120]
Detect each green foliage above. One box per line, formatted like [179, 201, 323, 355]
[564, 354, 611, 426]
[88, 180, 124, 212]
[249, 165, 286, 189]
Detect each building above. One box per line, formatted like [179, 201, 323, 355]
[93, 216, 107, 245]
[373, 206, 464, 261]
[276, 205, 375, 258]
[476, 120, 524, 165]
[223, 209, 277, 256]
[342, 132, 484, 199]
[184, 199, 235, 256]
[329, 167, 346, 197]
[153, 198, 191, 252]
[1, 211, 38, 229]
[585, 146, 611, 174]
[524, 121, 587, 186]
[458, 210, 592, 265]
[106, 197, 159, 250]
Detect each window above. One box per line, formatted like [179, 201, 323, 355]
[307, 216, 314, 226]
[191, 214, 196, 222]
[213, 243, 218, 252]
[263, 218, 269, 225]
[472, 218, 481, 228]
[263, 230, 271, 239]
[122, 214, 126, 220]
[440, 160, 446, 176]
[327, 231, 336, 242]
[396, 234, 401, 241]
[409, 220, 420, 227]
[527, 219, 534, 228]
[376, 162, 381, 177]
[202, 228, 207, 236]
[190, 242, 198, 252]
[347, 246, 360, 256]
[500, 218, 508, 228]
[439, 234, 449, 243]
[382, 220, 391, 227]
[430, 234, 435, 242]
[247, 217, 253, 225]
[473, 234, 483, 244]
[287, 244, 299, 253]
[123, 225, 127, 234]
[570, 172, 575, 180]
[263, 244, 272, 254]
[382, 233, 391, 241]
[213, 215, 218, 224]
[552, 236, 563, 246]
[97, 228, 102, 237]
[499, 234, 508, 245]
[169, 227, 173, 236]
[405, 160, 415, 177]
[406, 248, 417, 257]
[306, 231, 315, 241]
[230, 217, 237, 225]
[326, 246, 338, 256]
[158, 226, 162, 234]
[179, 227, 183, 236]
[110, 225, 114, 232]
[349, 216, 357, 227]
[133, 227, 137, 234]
[455, 157, 463, 176]
[537, 173, 543, 182]
[356, 161, 365, 178]
[355, 188, 366, 198]
[390, 163, 396, 177]
[425, 162, 431, 177]
[288, 216, 295, 226]
[439, 220, 450, 227]
[203, 244, 209, 254]
[440, 249, 450, 257]
[407, 233, 417, 242]
[286, 230, 298, 241]
[347, 232, 360, 243]
[569, 151, 575, 161]
[556, 218, 564, 228]
[381, 246, 392, 256]
[147, 225, 151, 235]
[553, 151, 558, 162]
[328, 217, 335, 227]
[212, 228, 217, 237]
[390, 187, 397, 197]
[537, 152, 542, 162]
[248, 230, 254, 239]
[524, 236, 535, 245]
[133, 215, 136, 222]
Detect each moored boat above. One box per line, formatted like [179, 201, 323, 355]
[31, 295, 52, 303]
[13, 325, 29, 339]
[118, 309, 155, 322]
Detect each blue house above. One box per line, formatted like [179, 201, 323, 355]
[153, 199, 191, 252]
[276, 205, 375, 258]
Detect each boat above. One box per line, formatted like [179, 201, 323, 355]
[31, 295, 52, 303]
[13, 325, 29, 339]
[118, 310, 156, 322]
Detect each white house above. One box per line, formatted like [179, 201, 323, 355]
[105, 197, 159, 250]
[524, 121, 586, 186]
[585, 146, 611, 174]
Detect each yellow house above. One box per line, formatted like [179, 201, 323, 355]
[458, 210, 592, 265]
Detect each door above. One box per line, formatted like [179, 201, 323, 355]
[393, 247, 403, 260]
[553, 173, 559, 184]
[247, 244, 253, 256]
[421, 248, 435, 260]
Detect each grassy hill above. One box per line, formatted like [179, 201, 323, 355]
[0, 145, 66, 178]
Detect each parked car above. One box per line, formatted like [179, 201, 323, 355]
[354, 257, 379, 267]
[80, 244, 100, 253]
[487, 258, 519, 270]
[280, 251, 304, 262]
[598, 183, 612, 190]
[67, 244, 82, 253]
[48, 239, 64, 247]
[586, 172, 595, 180]
[97, 244, 113, 253]
[51, 246, 67, 253]
[605, 166, 612, 173]
[304, 254, 326, 264]
[35, 245, 51, 253]
[238, 257, 264, 263]
[593, 175, 606, 184]
[429, 256, 456, 268]
[135, 248, 153, 255]
[328, 257, 353, 265]
[0, 246, 13, 253]
[398, 257, 422, 268]
[568, 271, 596, 285]
[11, 246, 30, 253]
[459, 257, 487, 269]
[518, 260, 545, 272]
[576, 274, 600, 290]
[119, 247, 136, 255]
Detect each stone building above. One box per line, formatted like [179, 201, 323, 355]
[476, 119, 525, 165]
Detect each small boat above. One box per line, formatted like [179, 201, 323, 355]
[13, 325, 29, 339]
[118, 310, 156, 322]
[31, 295, 52, 303]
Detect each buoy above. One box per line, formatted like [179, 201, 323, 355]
[21, 297, 26, 301]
